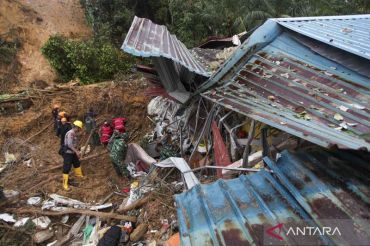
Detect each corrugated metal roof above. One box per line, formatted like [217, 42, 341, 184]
[202, 32, 370, 150]
[122, 16, 210, 77]
[175, 149, 370, 245]
[274, 15, 370, 60]
[190, 47, 238, 74]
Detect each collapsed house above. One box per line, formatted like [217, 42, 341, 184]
[122, 16, 240, 103]
[122, 14, 370, 245]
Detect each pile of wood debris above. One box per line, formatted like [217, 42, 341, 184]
[0, 80, 183, 245]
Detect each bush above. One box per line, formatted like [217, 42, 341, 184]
[41, 35, 133, 84]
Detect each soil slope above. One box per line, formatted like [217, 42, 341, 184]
[0, 0, 91, 89]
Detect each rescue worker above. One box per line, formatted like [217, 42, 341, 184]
[56, 111, 66, 136]
[84, 108, 97, 133]
[52, 104, 60, 132]
[57, 117, 72, 155]
[85, 108, 101, 146]
[112, 117, 127, 133]
[62, 120, 85, 191]
[100, 121, 113, 146]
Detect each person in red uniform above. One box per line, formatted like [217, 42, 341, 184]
[112, 117, 127, 133]
[100, 121, 113, 146]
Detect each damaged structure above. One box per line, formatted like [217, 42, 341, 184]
[122, 14, 370, 245]
[200, 14, 370, 150]
[3, 13, 367, 246]
[122, 16, 239, 103]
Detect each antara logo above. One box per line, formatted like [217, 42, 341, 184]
[266, 223, 342, 240]
[266, 223, 284, 241]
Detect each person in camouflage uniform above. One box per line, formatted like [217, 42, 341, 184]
[108, 131, 130, 177]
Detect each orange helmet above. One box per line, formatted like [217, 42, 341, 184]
[58, 111, 66, 117]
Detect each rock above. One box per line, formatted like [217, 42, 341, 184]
[61, 215, 69, 224]
[14, 217, 30, 227]
[32, 216, 51, 229]
[27, 197, 42, 206]
[34, 229, 54, 244]
[3, 190, 20, 202]
[130, 224, 148, 242]
[0, 213, 15, 223]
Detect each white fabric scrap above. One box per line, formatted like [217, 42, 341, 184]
[14, 218, 30, 227]
[49, 194, 87, 208]
[90, 203, 113, 211]
[155, 157, 199, 189]
[0, 213, 16, 223]
[32, 216, 51, 229]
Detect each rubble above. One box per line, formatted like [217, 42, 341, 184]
[32, 216, 51, 229]
[130, 224, 148, 242]
[0, 213, 16, 223]
[34, 229, 54, 244]
[1, 13, 369, 246]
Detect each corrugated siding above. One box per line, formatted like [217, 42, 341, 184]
[175, 150, 370, 245]
[122, 16, 210, 77]
[202, 32, 370, 150]
[275, 14, 370, 60]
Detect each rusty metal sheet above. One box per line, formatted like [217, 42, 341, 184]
[122, 16, 210, 77]
[202, 32, 370, 150]
[175, 150, 370, 245]
[275, 15, 370, 60]
[211, 120, 231, 177]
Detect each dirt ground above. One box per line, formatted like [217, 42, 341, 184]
[0, 0, 91, 90]
[0, 78, 177, 244]
[0, 1, 179, 244]
[0, 79, 153, 201]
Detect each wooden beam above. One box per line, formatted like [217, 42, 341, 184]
[7, 208, 137, 222]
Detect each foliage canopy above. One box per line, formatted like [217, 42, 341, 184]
[81, 0, 370, 47]
[41, 36, 133, 84]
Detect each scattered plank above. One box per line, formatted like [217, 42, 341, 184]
[7, 208, 137, 222]
[117, 195, 152, 213]
[42, 150, 108, 173]
[25, 174, 59, 193]
[24, 122, 53, 143]
[130, 223, 148, 242]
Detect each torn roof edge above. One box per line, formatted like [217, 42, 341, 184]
[121, 16, 211, 77]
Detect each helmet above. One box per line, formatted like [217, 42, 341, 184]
[73, 120, 83, 129]
[58, 111, 66, 117]
[61, 117, 67, 123]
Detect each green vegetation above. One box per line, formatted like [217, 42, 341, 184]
[80, 0, 370, 47]
[41, 36, 133, 84]
[43, 0, 369, 83]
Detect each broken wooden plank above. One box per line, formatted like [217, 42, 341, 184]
[7, 208, 137, 222]
[42, 150, 108, 173]
[242, 120, 256, 168]
[117, 195, 152, 213]
[24, 122, 53, 143]
[130, 224, 148, 242]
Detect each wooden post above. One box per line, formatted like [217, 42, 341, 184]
[242, 120, 256, 168]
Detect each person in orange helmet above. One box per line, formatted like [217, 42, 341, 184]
[52, 104, 60, 132]
[55, 111, 67, 136]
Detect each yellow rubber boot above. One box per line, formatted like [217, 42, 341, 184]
[74, 167, 85, 179]
[63, 174, 70, 191]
